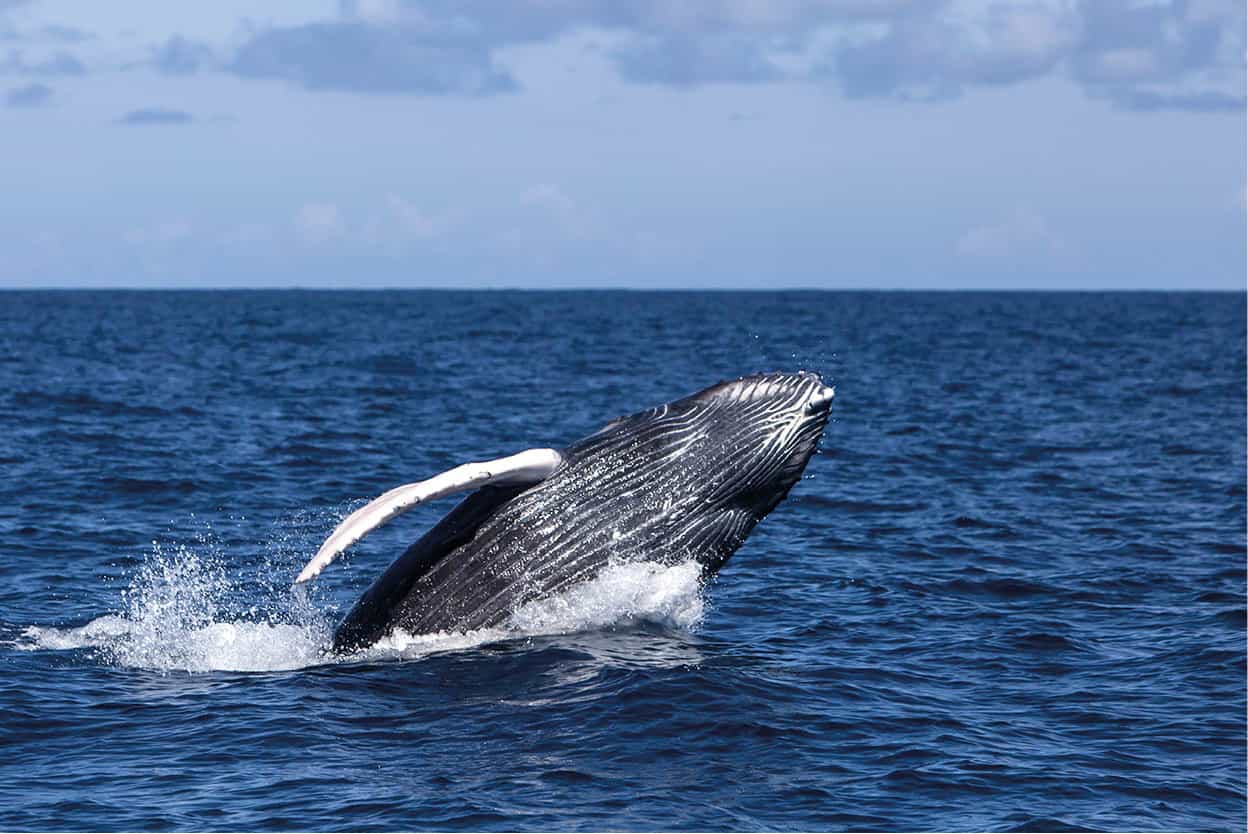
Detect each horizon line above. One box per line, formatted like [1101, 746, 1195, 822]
[1, 285, 1245, 293]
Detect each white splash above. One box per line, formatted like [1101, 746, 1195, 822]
[510, 559, 704, 634]
[19, 618, 328, 673]
[18, 536, 331, 673]
[16, 529, 706, 674]
[366, 559, 705, 662]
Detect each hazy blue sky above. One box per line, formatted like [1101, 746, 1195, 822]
[1, 0, 1244, 288]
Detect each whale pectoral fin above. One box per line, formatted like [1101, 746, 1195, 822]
[294, 448, 563, 585]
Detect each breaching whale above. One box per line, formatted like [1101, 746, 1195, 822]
[296, 371, 834, 652]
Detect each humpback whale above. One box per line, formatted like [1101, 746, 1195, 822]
[297, 371, 834, 652]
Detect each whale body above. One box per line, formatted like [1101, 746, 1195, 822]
[296, 372, 834, 652]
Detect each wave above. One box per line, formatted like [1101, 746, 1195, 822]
[14, 532, 705, 674]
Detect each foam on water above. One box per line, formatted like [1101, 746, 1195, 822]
[17, 533, 706, 673]
[19, 618, 330, 673]
[366, 559, 705, 661]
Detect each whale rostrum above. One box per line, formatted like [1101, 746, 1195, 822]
[300, 371, 834, 652]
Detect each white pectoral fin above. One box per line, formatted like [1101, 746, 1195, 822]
[293, 448, 563, 585]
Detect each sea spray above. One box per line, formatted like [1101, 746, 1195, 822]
[19, 518, 335, 673]
[19, 517, 708, 673]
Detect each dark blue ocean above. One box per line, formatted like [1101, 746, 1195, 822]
[0, 290, 1243, 832]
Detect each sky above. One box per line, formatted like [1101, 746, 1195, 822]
[0, 0, 1244, 289]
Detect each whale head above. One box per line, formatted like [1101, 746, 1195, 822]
[698, 369, 833, 501]
[671, 370, 834, 516]
[564, 370, 835, 563]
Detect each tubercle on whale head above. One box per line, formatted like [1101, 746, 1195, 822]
[588, 371, 834, 444]
[693, 370, 834, 417]
[805, 380, 835, 415]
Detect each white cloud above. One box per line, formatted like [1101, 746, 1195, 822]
[294, 201, 345, 243]
[519, 183, 588, 237]
[220, 222, 273, 253]
[1090, 48, 1162, 83]
[354, 194, 447, 251]
[381, 193, 437, 239]
[338, 0, 404, 23]
[123, 218, 192, 245]
[956, 207, 1063, 259]
[520, 182, 574, 211]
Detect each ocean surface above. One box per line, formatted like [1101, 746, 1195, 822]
[0, 290, 1244, 832]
